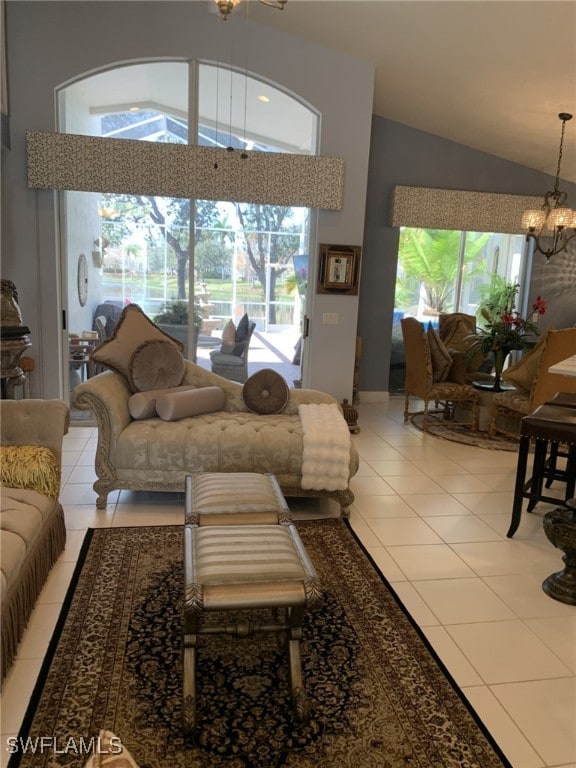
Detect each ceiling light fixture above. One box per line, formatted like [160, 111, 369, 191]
[522, 112, 576, 262]
[214, 0, 287, 21]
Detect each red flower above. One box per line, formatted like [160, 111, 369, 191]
[532, 296, 547, 315]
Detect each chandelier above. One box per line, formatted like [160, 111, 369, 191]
[522, 112, 576, 261]
[214, 0, 287, 21]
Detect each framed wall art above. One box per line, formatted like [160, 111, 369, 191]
[317, 243, 361, 295]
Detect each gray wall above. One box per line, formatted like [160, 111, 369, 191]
[1, 1, 374, 401]
[359, 115, 576, 395]
[3, 3, 575, 400]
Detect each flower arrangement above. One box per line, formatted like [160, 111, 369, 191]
[468, 283, 546, 390]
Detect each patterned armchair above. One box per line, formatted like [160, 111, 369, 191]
[438, 312, 492, 382]
[401, 317, 480, 432]
[488, 328, 576, 438]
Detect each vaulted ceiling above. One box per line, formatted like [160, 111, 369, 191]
[245, 0, 576, 182]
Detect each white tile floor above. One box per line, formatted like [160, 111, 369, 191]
[2, 398, 576, 768]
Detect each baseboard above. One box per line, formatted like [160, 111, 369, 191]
[357, 391, 389, 403]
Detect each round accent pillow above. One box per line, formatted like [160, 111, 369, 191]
[128, 339, 185, 392]
[242, 368, 289, 415]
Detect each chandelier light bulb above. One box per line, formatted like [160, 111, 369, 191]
[521, 209, 546, 231]
[547, 206, 573, 229]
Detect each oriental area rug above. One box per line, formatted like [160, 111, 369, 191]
[10, 521, 511, 768]
[411, 413, 520, 451]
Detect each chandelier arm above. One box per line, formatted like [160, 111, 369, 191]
[526, 227, 576, 262]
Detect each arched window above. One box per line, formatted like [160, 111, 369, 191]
[58, 60, 319, 400]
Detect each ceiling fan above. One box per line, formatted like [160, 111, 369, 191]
[213, 0, 287, 21]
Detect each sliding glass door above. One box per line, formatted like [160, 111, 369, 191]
[58, 60, 318, 412]
[389, 228, 528, 392]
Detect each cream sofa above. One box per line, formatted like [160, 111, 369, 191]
[1, 399, 69, 681]
[72, 362, 359, 512]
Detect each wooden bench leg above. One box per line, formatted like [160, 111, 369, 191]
[182, 635, 198, 734]
[287, 604, 310, 723]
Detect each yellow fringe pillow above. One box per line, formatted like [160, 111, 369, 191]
[0, 445, 61, 500]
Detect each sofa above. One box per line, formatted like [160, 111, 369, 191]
[0, 399, 69, 681]
[72, 362, 359, 513]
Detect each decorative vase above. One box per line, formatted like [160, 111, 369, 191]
[492, 347, 511, 391]
[341, 399, 360, 434]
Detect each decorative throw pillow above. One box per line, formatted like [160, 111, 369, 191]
[91, 304, 184, 385]
[222, 319, 236, 343]
[427, 323, 452, 382]
[235, 313, 250, 342]
[83, 730, 140, 768]
[128, 384, 197, 420]
[128, 339, 185, 393]
[502, 332, 548, 392]
[0, 445, 60, 499]
[155, 386, 226, 421]
[243, 368, 290, 414]
[220, 318, 237, 354]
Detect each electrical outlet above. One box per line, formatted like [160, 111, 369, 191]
[322, 312, 339, 324]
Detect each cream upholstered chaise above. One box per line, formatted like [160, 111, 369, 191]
[72, 362, 359, 513]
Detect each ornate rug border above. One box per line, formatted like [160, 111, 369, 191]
[10, 528, 96, 767]
[410, 413, 520, 451]
[341, 520, 512, 766]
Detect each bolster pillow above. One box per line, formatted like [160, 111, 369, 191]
[155, 386, 226, 421]
[128, 384, 197, 420]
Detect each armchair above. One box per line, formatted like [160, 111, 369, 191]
[401, 317, 479, 432]
[488, 328, 576, 438]
[438, 312, 492, 382]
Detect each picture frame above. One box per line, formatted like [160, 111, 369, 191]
[317, 243, 361, 295]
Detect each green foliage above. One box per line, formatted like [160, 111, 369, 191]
[153, 299, 204, 327]
[194, 230, 233, 280]
[468, 283, 541, 357]
[397, 229, 489, 312]
[476, 275, 518, 318]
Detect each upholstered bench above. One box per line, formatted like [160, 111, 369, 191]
[182, 523, 322, 733]
[185, 472, 291, 526]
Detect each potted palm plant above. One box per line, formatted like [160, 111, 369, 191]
[153, 299, 205, 362]
[467, 283, 545, 390]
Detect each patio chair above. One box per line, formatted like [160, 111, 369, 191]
[210, 320, 256, 383]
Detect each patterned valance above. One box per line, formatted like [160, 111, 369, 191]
[391, 185, 541, 234]
[26, 130, 344, 210]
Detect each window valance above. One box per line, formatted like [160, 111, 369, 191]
[391, 185, 541, 234]
[26, 130, 344, 211]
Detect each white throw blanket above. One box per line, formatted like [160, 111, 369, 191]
[298, 403, 351, 491]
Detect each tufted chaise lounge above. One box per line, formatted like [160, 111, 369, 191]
[72, 362, 359, 513]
